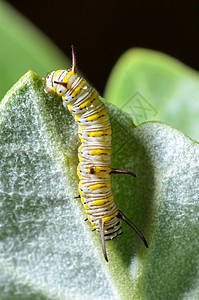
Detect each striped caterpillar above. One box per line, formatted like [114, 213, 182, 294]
[45, 48, 148, 262]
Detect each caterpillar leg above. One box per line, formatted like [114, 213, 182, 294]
[117, 210, 148, 248]
[111, 168, 136, 178]
[74, 195, 81, 199]
[99, 219, 108, 262]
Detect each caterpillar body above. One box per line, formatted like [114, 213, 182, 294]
[45, 48, 148, 262]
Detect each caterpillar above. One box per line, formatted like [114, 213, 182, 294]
[45, 47, 148, 262]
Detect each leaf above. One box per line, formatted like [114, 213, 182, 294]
[0, 1, 70, 101]
[104, 48, 199, 141]
[0, 71, 198, 299]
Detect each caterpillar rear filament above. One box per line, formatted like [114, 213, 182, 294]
[45, 47, 148, 262]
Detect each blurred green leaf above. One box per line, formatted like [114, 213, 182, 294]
[0, 71, 198, 299]
[0, 1, 70, 101]
[104, 48, 199, 141]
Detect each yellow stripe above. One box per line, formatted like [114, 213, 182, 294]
[91, 222, 96, 228]
[91, 195, 113, 205]
[78, 145, 83, 153]
[96, 166, 111, 173]
[102, 211, 118, 223]
[63, 99, 71, 105]
[79, 182, 84, 196]
[86, 107, 107, 121]
[63, 76, 69, 83]
[67, 71, 74, 76]
[102, 216, 111, 223]
[87, 128, 111, 137]
[75, 115, 80, 121]
[72, 86, 81, 97]
[54, 70, 63, 79]
[79, 189, 84, 196]
[78, 126, 83, 133]
[81, 80, 86, 86]
[86, 166, 112, 174]
[89, 182, 111, 190]
[107, 195, 114, 201]
[79, 98, 92, 109]
[89, 183, 103, 190]
[86, 168, 90, 174]
[62, 95, 70, 102]
[78, 152, 82, 162]
[78, 135, 83, 143]
[92, 200, 105, 206]
[79, 91, 97, 109]
[89, 149, 112, 156]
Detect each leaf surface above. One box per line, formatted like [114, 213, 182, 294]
[0, 72, 198, 299]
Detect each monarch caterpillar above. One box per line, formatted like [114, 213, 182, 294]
[45, 47, 148, 262]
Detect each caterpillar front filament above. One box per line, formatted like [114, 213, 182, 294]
[45, 47, 148, 262]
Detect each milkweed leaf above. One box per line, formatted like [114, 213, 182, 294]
[0, 71, 198, 299]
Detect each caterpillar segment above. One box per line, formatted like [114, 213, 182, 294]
[45, 47, 148, 262]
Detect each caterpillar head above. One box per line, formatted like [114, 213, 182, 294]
[45, 69, 78, 95]
[45, 46, 77, 95]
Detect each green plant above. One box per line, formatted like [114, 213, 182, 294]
[0, 2, 198, 299]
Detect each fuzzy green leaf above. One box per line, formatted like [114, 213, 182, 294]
[104, 48, 199, 141]
[0, 71, 198, 299]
